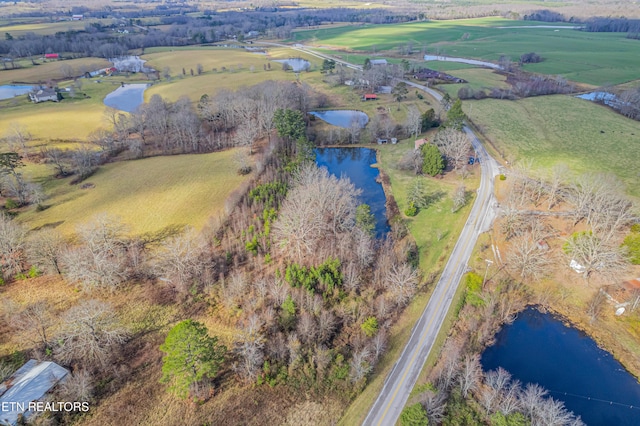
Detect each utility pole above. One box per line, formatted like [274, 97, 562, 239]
[482, 259, 493, 289]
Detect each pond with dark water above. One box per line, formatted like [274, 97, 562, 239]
[482, 307, 640, 425]
[309, 110, 369, 128]
[0, 85, 32, 100]
[103, 83, 148, 113]
[315, 147, 389, 238]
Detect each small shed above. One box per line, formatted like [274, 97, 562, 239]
[44, 53, 59, 60]
[370, 59, 388, 66]
[414, 138, 428, 151]
[0, 360, 69, 425]
[72, 14, 84, 20]
[362, 94, 378, 101]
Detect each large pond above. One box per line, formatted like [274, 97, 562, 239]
[103, 83, 148, 113]
[273, 58, 311, 72]
[309, 110, 369, 129]
[0, 85, 32, 100]
[315, 147, 389, 238]
[482, 307, 640, 425]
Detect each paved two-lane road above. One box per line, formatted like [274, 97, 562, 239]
[364, 124, 499, 425]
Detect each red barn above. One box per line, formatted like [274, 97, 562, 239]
[44, 53, 59, 59]
[362, 94, 378, 101]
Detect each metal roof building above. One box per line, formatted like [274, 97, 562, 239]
[0, 360, 69, 426]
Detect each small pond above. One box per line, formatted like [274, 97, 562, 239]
[315, 147, 389, 238]
[0, 85, 32, 100]
[103, 83, 148, 113]
[576, 91, 622, 108]
[310, 110, 369, 129]
[482, 307, 640, 425]
[272, 58, 311, 72]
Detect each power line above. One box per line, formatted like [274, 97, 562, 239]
[547, 389, 640, 410]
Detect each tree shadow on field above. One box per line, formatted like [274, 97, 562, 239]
[425, 190, 447, 208]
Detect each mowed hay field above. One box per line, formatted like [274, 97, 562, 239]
[293, 17, 640, 85]
[18, 150, 251, 236]
[436, 68, 509, 97]
[466, 95, 640, 196]
[0, 57, 110, 85]
[143, 47, 322, 101]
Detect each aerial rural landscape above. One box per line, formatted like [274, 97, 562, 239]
[0, 0, 639, 425]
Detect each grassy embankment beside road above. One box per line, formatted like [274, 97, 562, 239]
[293, 17, 640, 86]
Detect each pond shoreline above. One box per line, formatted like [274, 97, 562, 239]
[482, 305, 640, 425]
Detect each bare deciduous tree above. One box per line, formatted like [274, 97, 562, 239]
[153, 227, 206, 293]
[563, 230, 629, 283]
[434, 128, 472, 171]
[349, 347, 372, 383]
[0, 213, 27, 279]
[12, 300, 52, 350]
[452, 184, 467, 213]
[59, 369, 93, 403]
[27, 229, 66, 275]
[506, 219, 552, 282]
[405, 105, 422, 140]
[41, 146, 71, 177]
[458, 354, 482, 398]
[61, 214, 130, 290]
[56, 300, 128, 368]
[233, 315, 265, 383]
[386, 262, 418, 307]
[272, 164, 361, 264]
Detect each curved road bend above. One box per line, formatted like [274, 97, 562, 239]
[256, 44, 501, 424]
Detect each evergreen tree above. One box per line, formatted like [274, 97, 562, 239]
[445, 99, 465, 130]
[356, 204, 375, 235]
[400, 403, 429, 426]
[160, 320, 226, 399]
[421, 144, 445, 176]
[274, 108, 306, 141]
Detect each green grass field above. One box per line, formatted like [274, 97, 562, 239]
[435, 68, 509, 97]
[466, 95, 640, 196]
[293, 17, 640, 85]
[18, 149, 252, 236]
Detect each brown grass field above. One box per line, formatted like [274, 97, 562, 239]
[18, 149, 253, 236]
[0, 57, 110, 85]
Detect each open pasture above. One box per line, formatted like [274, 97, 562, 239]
[0, 19, 105, 36]
[143, 47, 321, 101]
[18, 149, 251, 236]
[293, 17, 640, 85]
[435, 68, 509, 97]
[0, 57, 110, 85]
[466, 95, 640, 196]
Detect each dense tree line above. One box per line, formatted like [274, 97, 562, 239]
[0, 7, 417, 61]
[584, 17, 640, 33]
